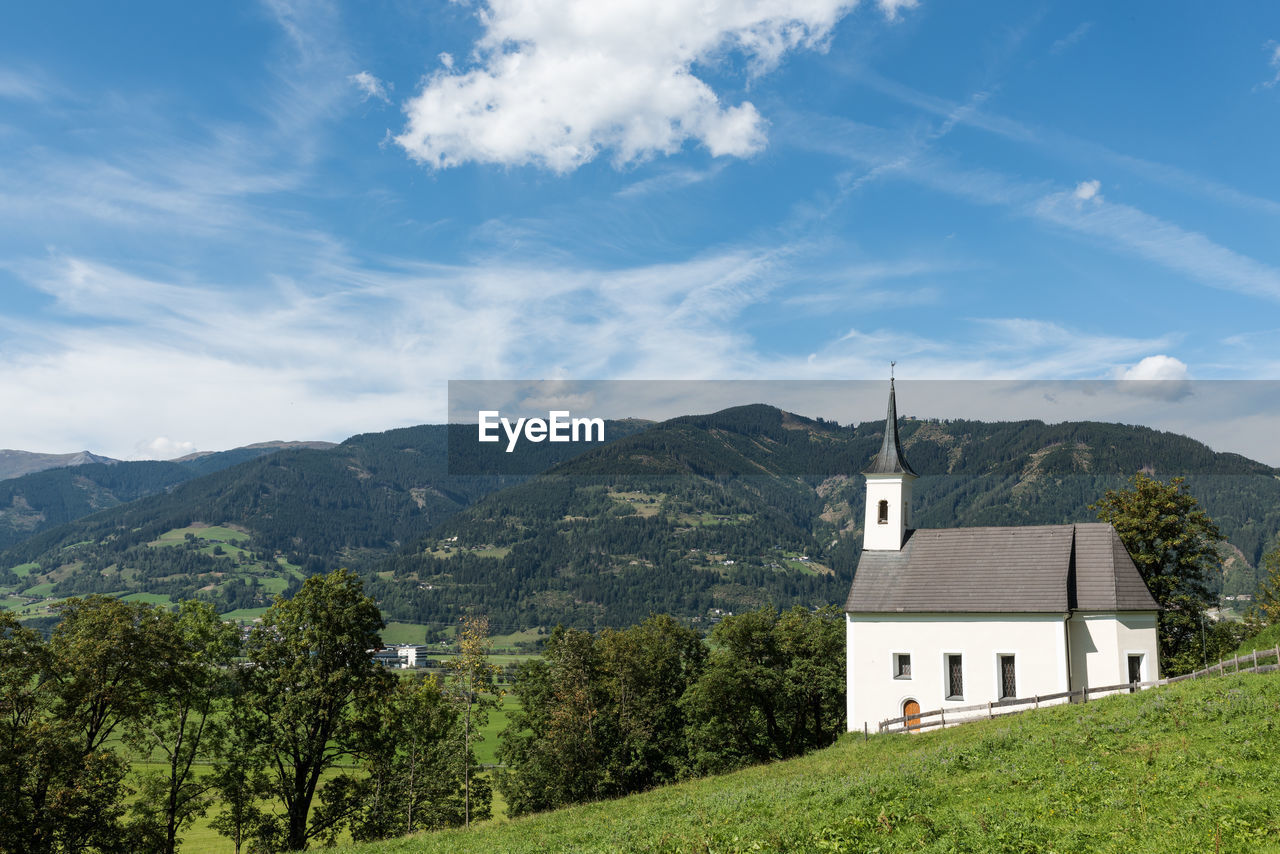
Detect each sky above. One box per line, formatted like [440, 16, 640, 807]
[1, 1, 1279, 463]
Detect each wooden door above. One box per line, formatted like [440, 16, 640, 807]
[903, 699, 921, 731]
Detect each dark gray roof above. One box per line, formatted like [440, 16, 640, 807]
[863, 379, 917, 477]
[845, 523, 1158, 614]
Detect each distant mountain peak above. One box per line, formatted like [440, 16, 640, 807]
[0, 449, 119, 481]
[173, 440, 337, 462]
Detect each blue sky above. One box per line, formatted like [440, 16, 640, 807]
[1, 1, 1279, 462]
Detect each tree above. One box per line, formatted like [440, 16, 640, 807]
[0, 611, 52, 853]
[0, 597, 172, 854]
[1250, 536, 1280, 625]
[497, 627, 609, 816]
[208, 702, 271, 854]
[1092, 474, 1222, 674]
[593, 615, 705, 792]
[239, 568, 393, 851]
[127, 601, 241, 854]
[318, 676, 470, 843]
[682, 606, 844, 775]
[445, 616, 500, 828]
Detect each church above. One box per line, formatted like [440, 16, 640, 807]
[844, 381, 1161, 733]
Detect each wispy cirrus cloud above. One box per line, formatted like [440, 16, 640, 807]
[349, 70, 390, 103]
[1049, 21, 1093, 55]
[1033, 188, 1280, 302]
[1260, 41, 1280, 90]
[837, 68, 1280, 218]
[1, 240, 1181, 458]
[0, 68, 55, 102]
[788, 106, 1280, 307]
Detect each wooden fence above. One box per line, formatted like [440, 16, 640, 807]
[878, 645, 1280, 734]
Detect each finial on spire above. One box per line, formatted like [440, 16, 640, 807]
[890, 361, 896, 382]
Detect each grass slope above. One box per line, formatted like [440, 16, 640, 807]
[339, 673, 1280, 854]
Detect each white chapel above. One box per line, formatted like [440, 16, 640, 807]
[845, 380, 1161, 733]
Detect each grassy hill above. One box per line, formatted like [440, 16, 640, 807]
[338, 671, 1280, 853]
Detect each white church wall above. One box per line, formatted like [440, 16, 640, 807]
[846, 612, 1070, 733]
[1068, 612, 1159, 695]
[862, 474, 912, 551]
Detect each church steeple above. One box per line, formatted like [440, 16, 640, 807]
[862, 377, 917, 477]
[862, 371, 916, 551]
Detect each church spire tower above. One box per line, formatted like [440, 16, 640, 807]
[862, 369, 916, 551]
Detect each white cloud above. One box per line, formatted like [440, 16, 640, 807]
[1118, 354, 1189, 382]
[877, 0, 918, 22]
[1114, 355, 1192, 400]
[136, 437, 199, 460]
[396, 0, 910, 172]
[1073, 178, 1101, 201]
[349, 70, 391, 103]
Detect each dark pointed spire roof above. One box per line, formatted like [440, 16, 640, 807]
[863, 378, 917, 477]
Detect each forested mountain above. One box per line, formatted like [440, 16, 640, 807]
[0, 421, 651, 612]
[0, 441, 336, 550]
[366, 405, 1280, 631]
[3, 407, 1278, 630]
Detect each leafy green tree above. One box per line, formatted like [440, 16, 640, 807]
[127, 601, 240, 854]
[594, 615, 705, 791]
[0, 611, 52, 853]
[240, 568, 393, 851]
[1252, 536, 1280, 625]
[682, 605, 845, 775]
[498, 616, 706, 816]
[445, 616, 500, 828]
[0, 598, 172, 854]
[209, 702, 272, 854]
[1092, 474, 1222, 674]
[497, 627, 609, 816]
[318, 675, 470, 843]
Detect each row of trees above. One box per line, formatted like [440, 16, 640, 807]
[497, 606, 845, 816]
[0, 570, 489, 854]
[0, 575, 844, 853]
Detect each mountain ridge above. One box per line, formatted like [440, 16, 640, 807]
[2, 408, 1277, 630]
[0, 449, 119, 480]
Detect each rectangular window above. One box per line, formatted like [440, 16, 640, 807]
[946, 654, 963, 700]
[894, 653, 912, 679]
[999, 654, 1016, 700]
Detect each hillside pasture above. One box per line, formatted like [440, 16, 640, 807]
[337, 671, 1280, 854]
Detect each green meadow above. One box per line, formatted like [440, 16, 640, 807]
[335, 671, 1280, 854]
